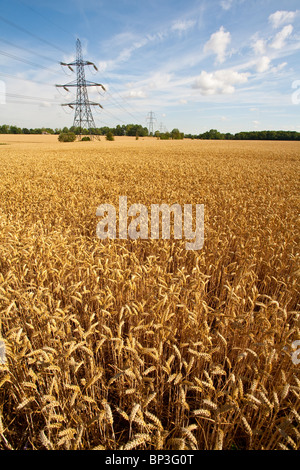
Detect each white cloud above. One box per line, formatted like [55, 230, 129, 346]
[171, 20, 196, 33]
[97, 31, 166, 71]
[203, 26, 231, 64]
[256, 56, 271, 73]
[40, 101, 52, 108]
[252, 38, 266, 55]
[220, 0, 246, 11]
[192, 69, 249, 95]
[125, 72, 173, 100]
[270, 24, 293, 49]
[148, 72, 172, 90]
[220, 0, 233, 10]
[126, 90, 147, 99]
[269, 10, 298, 29]
[271, 62, 287, 73]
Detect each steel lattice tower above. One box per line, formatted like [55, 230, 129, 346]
[146, 111, 156, 135]
[56, 39, 105, 140]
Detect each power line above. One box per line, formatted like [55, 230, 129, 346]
[13, 0, 75, 38]
[0, 14, 68, 55]
[97, 107, 128, 126]
[0, 71, 55, 87]
[0, 49, 59, 74]
[99, 70, 148, 125]
[107, 92, 148, 124]
[2, 91, 62, 104]
[106, 88, 146, 124]
[93, 81, 148, 127]
[93, 89, 148, 128]
[0, 7, 150, 131]
[0, 37, 57, 64]
[5, 100, 54, 107]
[0, 11, 148, 128]
[0, 6, 154, 131]
[102, 91, 143, 123]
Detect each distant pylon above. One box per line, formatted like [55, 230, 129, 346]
[159, 122, 168, 133]
[56, 38, 105, 140]
[146, 111, 156, 135]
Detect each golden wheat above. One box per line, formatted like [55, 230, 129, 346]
[0, 136, 299, 449]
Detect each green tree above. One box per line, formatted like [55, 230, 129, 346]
[126, 124, 148, 137]
[10, 125, 22, 134]
[114, 124, 126, 136]
[99, 126, 111, 136]
[0, 124, 9, 134]
[170, 128, 184, 139]
[58, 132, 76, 142]
[159, 132, 170, 140]
[208, 129, 223, 139]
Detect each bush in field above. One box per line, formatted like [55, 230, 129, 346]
[81, 136, 91, 141]
[106, 131, 115, 141]
[58, 132, 76, 142]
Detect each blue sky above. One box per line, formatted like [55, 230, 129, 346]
[0, 0, 300, 134]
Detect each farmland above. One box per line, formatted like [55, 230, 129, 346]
[0, 135, 299, 450]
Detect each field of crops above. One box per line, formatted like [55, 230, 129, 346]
[0, 135, 299, 450]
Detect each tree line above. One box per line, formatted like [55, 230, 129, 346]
[0, 123, 184, 140]
[0, 123, 150, 136]
[185, 128, 300, 141]
[1, 123, 300, 141]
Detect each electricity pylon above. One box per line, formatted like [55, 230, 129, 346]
[146, 111, 156, 135]
[56, 38, 105, 140]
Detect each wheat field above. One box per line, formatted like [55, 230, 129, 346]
[0, 135, 299, 450]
